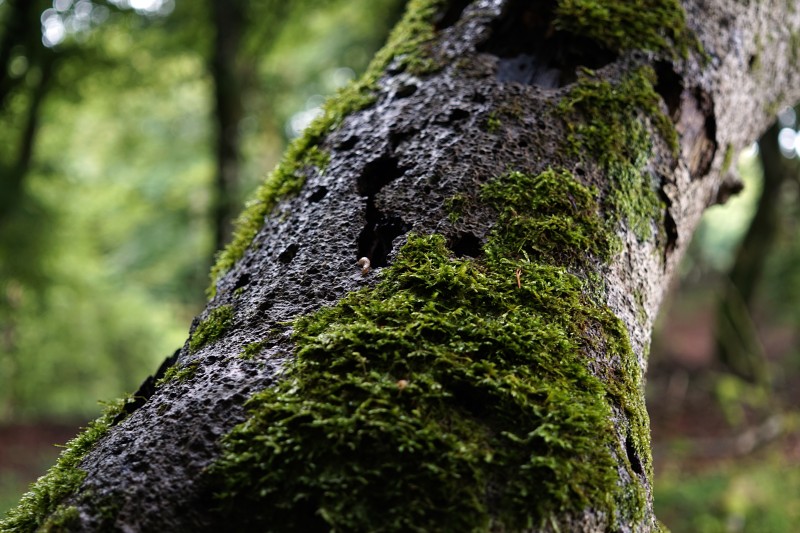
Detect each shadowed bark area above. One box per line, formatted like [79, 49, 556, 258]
[3, 0, 800, 531]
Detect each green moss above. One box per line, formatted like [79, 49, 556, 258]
[444, 192, 468, 223]
[39, 505, 80, 532]
[239, 339, 268, 360]
[481, 169, 620, 266]
[559, 67, 673, 240]
[207, 0, 446, 297]
[0, 399, 128, 532]
[155, 359, 200, 387]
[554, 0, 697, 58]
[189, 305, 233, 353]
[209, 168, 650, 529]
[485, 112, 502, 133]
[721, 144, 735, 173]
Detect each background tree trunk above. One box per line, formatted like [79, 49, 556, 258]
[3, 0, 800, 531]
[209, 0, 246, 253]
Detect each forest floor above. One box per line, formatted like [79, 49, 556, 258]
[649, 289, 800, 532]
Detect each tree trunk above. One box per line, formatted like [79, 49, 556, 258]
[4, 0, 800, 531]
[209, 0, 246, 253]
[715, 122, 795, 384]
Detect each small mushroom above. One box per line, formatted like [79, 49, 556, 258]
[357, 257, 371, 275]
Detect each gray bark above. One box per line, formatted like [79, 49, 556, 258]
[5, 0, 800, 531]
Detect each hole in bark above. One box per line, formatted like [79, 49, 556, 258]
[357, 210, 411, 268]
[434, 0, 471, 30]
[626, 434, 644, 475]
[676, 88, 718, 179]
[389, 128, 417, 152]
[233, 273, 251, 290]
[357, 154, 405, 196]
[478, 0, 617, 88]
[654, 61, 683, 121]
[395, 83, 418, 98]
[449, 108, 470, 122]
[309, 186, 328, 203]
[278, 243, 300, 264]
[337, 134, 359, 151]
[451, 232, 482, 258]
[658, 187, 679, 261]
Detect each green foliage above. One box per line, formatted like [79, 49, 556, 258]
[656, 454, 800, 532]
[558, 67, 674, 240]
[189, 305, 233, 353]
[0, 399, 128, 532]
[210, 167, 650, 529]
[554, 0, 697, 58]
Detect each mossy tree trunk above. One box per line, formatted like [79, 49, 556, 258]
[4, 0, 800, 531]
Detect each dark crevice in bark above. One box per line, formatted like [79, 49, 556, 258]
[336, 134, 359, 151]
[356, 153, 411, 267]
[111, 350, 180, 426]
[447, 107, 470, 123]
[478, 0, 616, 88]
[434, 0, 471, 30]
[309, 186, 329, 203]
[395, 82, 419, 98]
[450, 232, 482, 258]
[278, 243, 300, 264]
[654, 60, 683, 121]
[357, 153, 405, 196]
[625, 434, 644, 476]
[357, 206, 411, 268]
[233, 273, 251, 291]
[658, 187, 679, 262]
[388, 128, 418, 152]
[676, 88, 718, 179]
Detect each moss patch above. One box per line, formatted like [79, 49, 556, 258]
[0, 399, 128, 531]
[207, 0, 446, 296]
[155, 359, 200, 387]
[189, 305, 233, 353]
[481, 168, 620, 266]
[239, 339, 268, 360]
[554, 0, 697, 58]
[209, 167, 649, 529]
[39, 505, 80, 532]
[444, 192, 468, 223]
[485, 112, 502, 133]
[559, 67, 674, 240]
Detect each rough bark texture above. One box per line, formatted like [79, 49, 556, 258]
[4, 0, 800, 531]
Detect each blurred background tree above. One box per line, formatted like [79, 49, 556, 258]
[0, 1, 799, 531]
